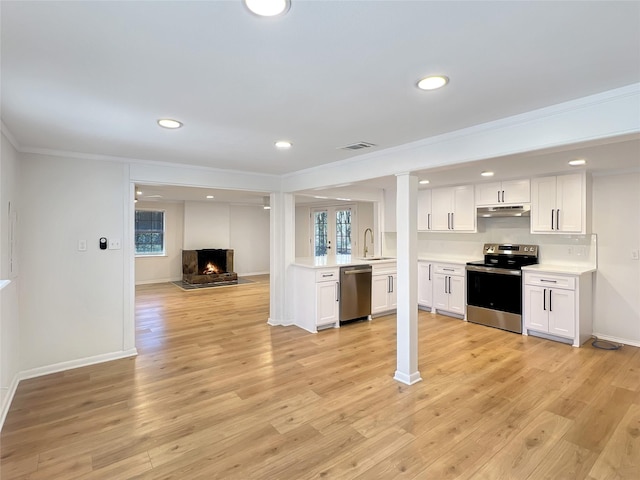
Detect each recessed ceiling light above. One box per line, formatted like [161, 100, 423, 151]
[569, 159, 587, 166]
[275, 140, 292, 149]
[481, 171, 495, 177]
[417, 75, 449, 91]
[336, 198, 352, 201]
[157, 119, 183, 129]
[419, 180, 430, 185]
[206, 195, 214, 199]
[245, 0, 290, 17]
[314, 196, 329, 199]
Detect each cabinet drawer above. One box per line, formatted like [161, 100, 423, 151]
[372, 263, 396, 275]
[315, 268, 339, 282]
[434, 263, 465, 276]
[524, 272, 575, 290]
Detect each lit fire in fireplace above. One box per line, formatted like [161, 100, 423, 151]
[203, 262, 219, 274]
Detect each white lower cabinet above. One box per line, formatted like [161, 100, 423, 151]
[523, 270, 593, 347]
[316, 277, 340, 327]
[432, 263, 465, 316]
[371, 264, 397, 316]
[418, 261, 433, 309]
[292, 266, 340, 333]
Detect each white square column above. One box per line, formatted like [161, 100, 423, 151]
[393, 173, 422, 385]
[268, 192, 295, 326]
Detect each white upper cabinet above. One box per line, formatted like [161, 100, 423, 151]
[475, 179, 530, 206]
[431, 185, 476, 232]
[417, 190, 432, 231]
[531, 173, 587, 234]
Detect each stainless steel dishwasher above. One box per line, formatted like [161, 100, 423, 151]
[339, 264, 372, 322]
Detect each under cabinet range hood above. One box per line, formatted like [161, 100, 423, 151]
[477, 205, 531, 218]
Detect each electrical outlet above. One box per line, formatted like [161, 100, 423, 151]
[78, 239, 87, 252]
[632, 250, 639, 260]
[108, 238, 121, 250]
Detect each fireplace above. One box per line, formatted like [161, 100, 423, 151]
[182, 249, 238, 284]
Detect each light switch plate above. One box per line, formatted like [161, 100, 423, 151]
[78, 239, 87, 251]
[108, 238, 121, 250]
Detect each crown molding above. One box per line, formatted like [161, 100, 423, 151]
[0, 122, 21, 151]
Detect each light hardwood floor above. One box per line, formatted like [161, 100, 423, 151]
[2, 276, 639, 479]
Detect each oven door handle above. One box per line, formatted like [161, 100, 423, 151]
[466, 265, 522, 276]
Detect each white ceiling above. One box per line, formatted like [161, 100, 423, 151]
[2, 1, 639, 203]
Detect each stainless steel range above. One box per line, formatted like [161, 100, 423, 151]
[466, 243, 539, 333]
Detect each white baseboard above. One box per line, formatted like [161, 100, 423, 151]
[19, 348, 138, 381]
[591, 332, 640, 348]
[393, 370, 423, 385]
[0, 348, 138, 432]
[0, 373, 21, 432]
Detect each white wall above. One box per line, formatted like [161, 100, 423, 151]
[592, 172, 640, 344]
[294, 201, 374, 258]
[135, 200, 270, 282]
[183, 201, 230, 250]
[0, 132, 21, 424]
[229, 205, 270, 275]
[295, 204, 311, 257]
[182, 201, 270, 276]
[380, 173, 640, 344]
[18, 153, 130, 370]
[135, 201, 184, 284]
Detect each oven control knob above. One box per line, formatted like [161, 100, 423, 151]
[524, 247, 529, 252]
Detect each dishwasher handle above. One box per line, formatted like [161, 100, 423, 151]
[343, 268, 373, 275]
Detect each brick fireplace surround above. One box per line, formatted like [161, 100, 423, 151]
[182, 249, 238, 284]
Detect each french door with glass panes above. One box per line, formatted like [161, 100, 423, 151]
[312, 206, 354, 256]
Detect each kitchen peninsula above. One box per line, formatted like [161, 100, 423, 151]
[291, 256, 396, 333]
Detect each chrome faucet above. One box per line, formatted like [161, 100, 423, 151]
[363, 228, 374, 258]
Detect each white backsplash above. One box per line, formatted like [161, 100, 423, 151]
[383, 216, 597, 268]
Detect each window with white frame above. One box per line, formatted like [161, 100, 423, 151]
[135, 210, 165, 255]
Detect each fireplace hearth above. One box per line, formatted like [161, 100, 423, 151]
[182, 249, 238, 284]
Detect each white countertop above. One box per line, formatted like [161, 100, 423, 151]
[293, 255, 396, 269]
[418, 255, 482, 265]
[522, 264, 597, 275]
[293, 254, 484, 269]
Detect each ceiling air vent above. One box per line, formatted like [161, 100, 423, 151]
[339, 141, 377, 151]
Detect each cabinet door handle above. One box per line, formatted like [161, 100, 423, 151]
[444, 276, 448, 294]
[322, 273, 333, 277]
[540, 279, 557, 283]
[336, 282, 340, 302]
[428, 264, 431, 281]
[448, 276, 451, 294]
[551, 210, 554, 230]
[556, 209, 560, 230]
[497, 190, 501, 203]
[389, 275, 394, 293]
[543, 288, 546, 311]
[549, 290, 552, 312]
[451, 212, 454, 230]
[502, 190, 505, 203]
[428, 213, 431, 230]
